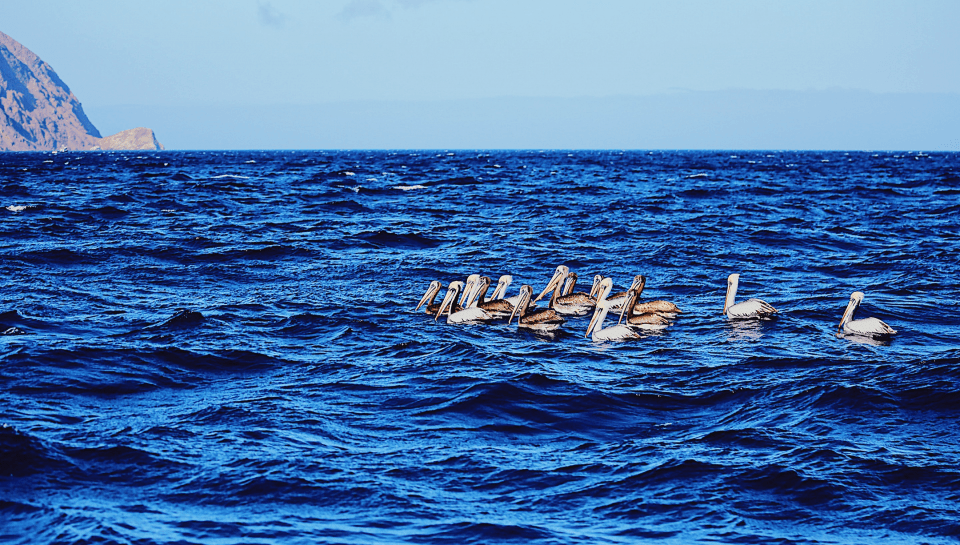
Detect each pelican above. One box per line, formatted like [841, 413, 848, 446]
[534, 265, 596, 316]
[585, 278, 661, 341]
[488, 274, 536, 309]
[561, 272, 577, 296]
[415, 280, 444, 314]
[460, 274, 481, 307]
[435, 281, 495, 324]
[508, 285, 565, 331]
[566, 273, 609, 299]
[465, 276, 515, 319]
[618, 288, 674, 328]
[838, 291, 897, 339]
[723, 273, 777, 320]
[597, 274, 644, 310]
[561, 272, 592, 296]
[489, 274, 511, 300]
[630, 275, 682, 317]
[588, 274, 604, 297]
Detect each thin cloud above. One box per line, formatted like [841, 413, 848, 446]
[338, 0, 468, 21]
[258, 1, 287, 27]
[338, 0, 389, 20]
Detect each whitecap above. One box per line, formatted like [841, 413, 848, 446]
[245, 160, 257, 164]
[393, 185, 426, 191]
[6, 205, 27, 212]
[344, 171, 356, 176]
[210, 175, 250, 180]
[688, 173, 708, 178]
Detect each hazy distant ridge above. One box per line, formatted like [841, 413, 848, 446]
[0, 30, 162, 151]
[90, 90, 960, 150]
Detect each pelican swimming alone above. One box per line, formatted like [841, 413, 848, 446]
[723, 273, 778, 320]
[534, 265, 596, 316]
[508, 284, 566, 331]
[630, 275, 682, 317]
[435, 281, 495, 324]
[838, 291, 897, 339]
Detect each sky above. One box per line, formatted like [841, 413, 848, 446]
[3, 1, 959, 149]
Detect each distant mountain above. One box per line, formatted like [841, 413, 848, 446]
[0, 30, 162, 151]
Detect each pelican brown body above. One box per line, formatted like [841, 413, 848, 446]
[534, 265, 597, 316]
[629, 275, 682, 316]
[467, 276, 516, 319]
[618, 288, 674, 327]
[508, 284, 566, 331]
[415, 280, 448, 315]
[435, 281, 496, 324]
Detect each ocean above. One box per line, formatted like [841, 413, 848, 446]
[1, 150, 958, 544]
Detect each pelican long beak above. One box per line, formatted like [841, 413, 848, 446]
[464, 284, 479, 308]
[633, 275, 646, 295]
[490, 279, 507, 300]
[415, 282, 439, 311]
[507, 302, 520, 325]
[585, 304, 604, 338]
[534, 269, 564, 302]
[589, 277, 603, 299]
[617, 290, 637, 325]
[723, 274, 738, 315]
[435, 288, 458, 321]
[838, 298, 858, 333]
[507, 287, 530, 325]
[459, 279, 475, 306]
[591, 274, 603, 297]
[722, 282, 731, 315]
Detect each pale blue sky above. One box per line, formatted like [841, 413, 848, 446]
[3, 1, 959, 148]
[5, 0, 960, 106]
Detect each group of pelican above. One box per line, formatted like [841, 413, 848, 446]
[415, 267, 897, 341]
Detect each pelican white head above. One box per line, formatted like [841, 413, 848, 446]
[723, 273, 740, 314]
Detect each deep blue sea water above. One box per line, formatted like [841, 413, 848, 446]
[1, 150, 959, 544]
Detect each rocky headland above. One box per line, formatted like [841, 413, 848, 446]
[0, 30, 163, 151]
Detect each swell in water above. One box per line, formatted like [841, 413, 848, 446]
[1, 150, 959, 544]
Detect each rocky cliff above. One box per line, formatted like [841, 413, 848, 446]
[0, 30, 163, 151]
[93, 127, 165, 151]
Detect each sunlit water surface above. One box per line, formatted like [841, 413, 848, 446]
[1, 150, 959, 544]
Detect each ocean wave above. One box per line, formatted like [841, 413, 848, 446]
[3, 150, 959, 543]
